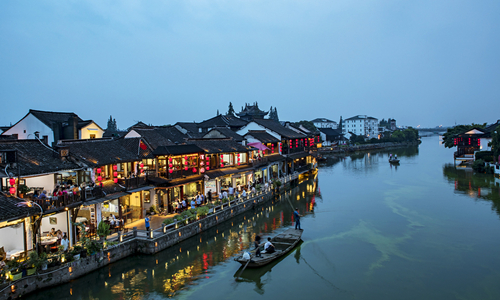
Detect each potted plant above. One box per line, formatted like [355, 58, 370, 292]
[97, 221, 111, 241]
[36, 252, 48, 271]
[72, 245, 82, 260]
[18, 184, 31, 198]
[7, 259, 22, 281]
[149, 205, 159, 215]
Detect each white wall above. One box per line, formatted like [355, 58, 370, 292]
[0, 223, 26, 252]
[24, 174, 55, 193]
[237, 122, 281, 140]
[79, 122, 104, 139]
[2, 113, 54, 144]
[41, 211, 69, 236]
[480, 137, 492, 151]
[125, 130, 141, 138]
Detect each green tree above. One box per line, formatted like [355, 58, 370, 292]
[489, 125, 500, 161]
[392, 130, 405, 142]
[442, 123, 486, 148]
[227, 102, 235, 116]
[294, 120, 317, 132]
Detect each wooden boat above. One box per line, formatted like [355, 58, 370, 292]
[234, 228, 303, 268]
[389, 159, 400, 164]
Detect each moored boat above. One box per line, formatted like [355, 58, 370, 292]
[389, 159, 400, 164]
[234, 228, 303, 268]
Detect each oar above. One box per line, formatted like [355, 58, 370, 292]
[235, 256, 252, 281]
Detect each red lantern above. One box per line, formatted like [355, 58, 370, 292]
[169, 157, 173, 162]
[97, 168, 102, 173]
[193, 168, 197, 173]
[238, 162, 240, 166]
[169, 169, 173, 174]
[206, 166, 210, 171]
[185, 156, 188, 160]
[113, 165, 117, 171]
[185, 161, 188, 165]
[9, 187, 16, 194]
[114, 172, 118, 177]
[141, 169, 144, 173]
[200, 168, 205, 173]
[114, 178, 118, 183]
[169, 163, 173, 168]
[140, 163, 144, 168]
[200, 162, 204, 166]
[185, 166, 188, 171]
[97, 176, 102, 181]
[220, 163, 224, 167]
[9, 178, 16, 186]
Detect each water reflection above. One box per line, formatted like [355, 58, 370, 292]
[443, 164, 500, 216]
[27, 177, 320, 300]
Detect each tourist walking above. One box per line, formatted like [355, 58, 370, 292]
[145, 215, 150, 232]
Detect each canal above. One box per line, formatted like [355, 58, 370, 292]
[27, 135, 500, 300]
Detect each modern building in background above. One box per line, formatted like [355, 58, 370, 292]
[311, 118, 337, 129]
[342, 115, 379, 140]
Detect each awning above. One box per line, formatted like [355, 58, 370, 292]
[127, 185, 154, 193]
[248, 142, 270, 151]
[286, 152, 310, 160]
[83, 192, 129, 206]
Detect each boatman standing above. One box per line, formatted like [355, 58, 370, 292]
[294, 208, 302, 230]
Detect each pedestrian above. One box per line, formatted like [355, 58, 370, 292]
[145, 214, 150, 232]
[190, 198, 196, 210]
[182, 198, 187, 211]
[242, 189, 247, 198]
[207, 190, 212, 203]
[61, 234, 69, 252]
[176, 200, 181, 213]
[228, 186, 234, 196]
[294, 208, 302, 230]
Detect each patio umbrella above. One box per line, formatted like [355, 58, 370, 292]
[248, 142, 270, 151]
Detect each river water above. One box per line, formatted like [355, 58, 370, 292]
[27, 135, 500, 300]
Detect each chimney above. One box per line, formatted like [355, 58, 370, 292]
[71, 116, 78, 140]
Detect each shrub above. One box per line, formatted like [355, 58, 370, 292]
[222, 197, 228, 203]
[174, 215, 184, 222]
[163, 218, 175, 225]
[475, 151, 494, 162]
[197, 206, 209, 217]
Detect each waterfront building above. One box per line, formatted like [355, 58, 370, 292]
[318, 128, 344, 146]
[311, 118, 338, 129]
[58, 137, 155, 236]
[0, 192, 40, 260]
[452, 120, 500, 162]
[342, 115, 379, 140]
[1, 109, 104, 146]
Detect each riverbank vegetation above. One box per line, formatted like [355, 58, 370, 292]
[349, 127, 419, 144]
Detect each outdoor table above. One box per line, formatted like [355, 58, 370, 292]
[6, 249, 24, 260]
[40, 236, 58, 246]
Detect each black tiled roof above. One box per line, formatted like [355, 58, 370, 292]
[153, 144, 205, 156]
[203, 127, 244, 142]
[318, 128, 344, 138]
[0, 192, 40, 222]
[59, 137, 151, 167]
[0, 140, 82, 176]
[244, 130, 280, 143]
[198, 115, 247, 129]
[174, 122, 202, 138]
[131, 127, 189, 149]
[311, 118, 335, 123]
[30, 109, 82, 128]
[188, 139, 252, 154]
[251, 119, 306, 139]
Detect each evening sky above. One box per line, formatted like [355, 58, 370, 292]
[1, 1, 499, 129]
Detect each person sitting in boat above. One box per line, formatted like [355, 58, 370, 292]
[254, 235, 262, 257]
[264, 237, 276, 254]
[395, 154, 398, 159]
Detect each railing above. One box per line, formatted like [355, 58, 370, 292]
[119, 177, 147, 190]
[31, 192, 83, 212]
